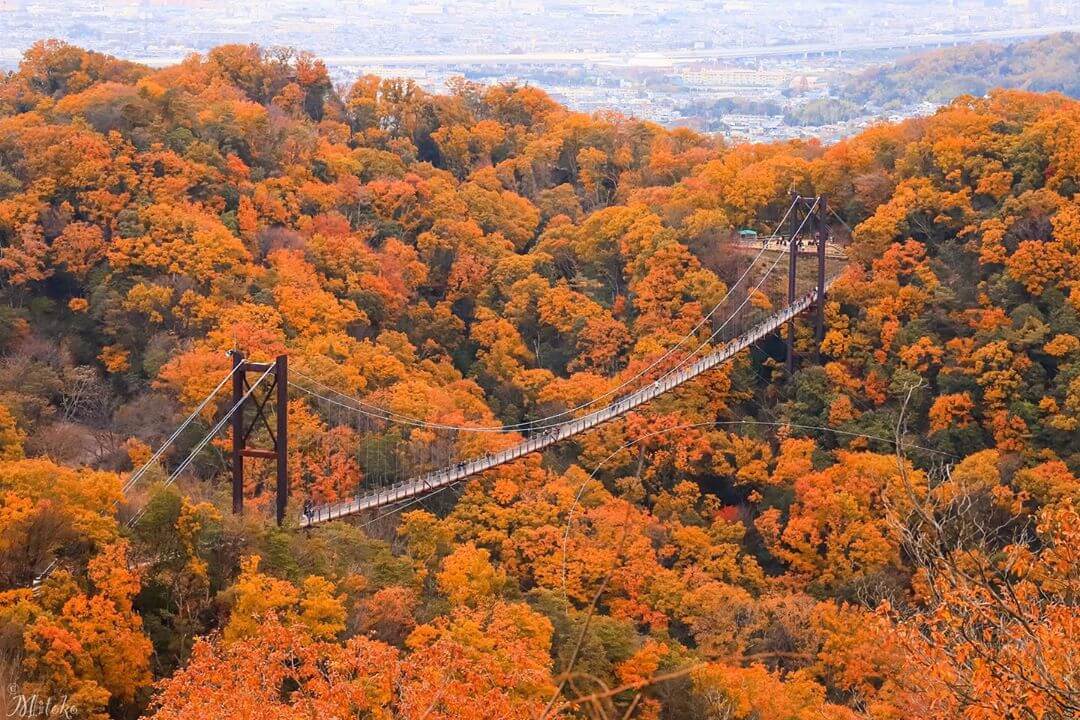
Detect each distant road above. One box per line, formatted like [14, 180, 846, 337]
[128, 24, 1080, 68]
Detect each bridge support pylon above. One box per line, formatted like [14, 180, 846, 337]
[814, 197, 828, 360]
[786, 194, 830, 374]
[786, 199, 799, 375]
[229, 351, 289, 525]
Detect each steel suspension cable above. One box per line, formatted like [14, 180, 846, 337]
[33, 365, 240, 590]
[288, 244, 771, 434]
[646, 197, 821, 388]
[828, 205, 855, 235]
[120, 364, 240, 495]
[290, 198, 815, 435]
[290, 199, 804, 433]
[505, 197, 819, 434]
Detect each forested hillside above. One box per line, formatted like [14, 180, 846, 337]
[0, 40, 1078, 720]
[844, 31, 1080, 107]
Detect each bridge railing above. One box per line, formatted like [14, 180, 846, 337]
[730, 237, 847, 259]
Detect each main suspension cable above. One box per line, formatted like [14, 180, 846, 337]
[121, 364, 240, 495]
[290, 198, 805, 433]
[289, 242, 770, 434]
[291, 198, 816, 436]
[647, 197, 821, 388]
[34, 364, 258, 589]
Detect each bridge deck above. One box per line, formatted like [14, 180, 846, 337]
[301, 277, 837, 526]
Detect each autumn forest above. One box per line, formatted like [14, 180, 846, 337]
[0, 40, 1078, 720]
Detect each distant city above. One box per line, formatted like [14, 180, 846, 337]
[1, 0, 1078, 142]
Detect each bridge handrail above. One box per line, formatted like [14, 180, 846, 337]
[730, 238, 847, 258]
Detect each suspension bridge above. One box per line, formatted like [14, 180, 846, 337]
[283, 194, 846, 524]
[298, 278, 836, 525]
[34, 195, 847, 586]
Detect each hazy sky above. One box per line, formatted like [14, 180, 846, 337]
[1, 0, 1076, 75]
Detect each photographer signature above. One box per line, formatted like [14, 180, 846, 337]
[6, 686, 78, 718]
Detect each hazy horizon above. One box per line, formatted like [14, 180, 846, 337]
[1, 0, 1077, 66]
